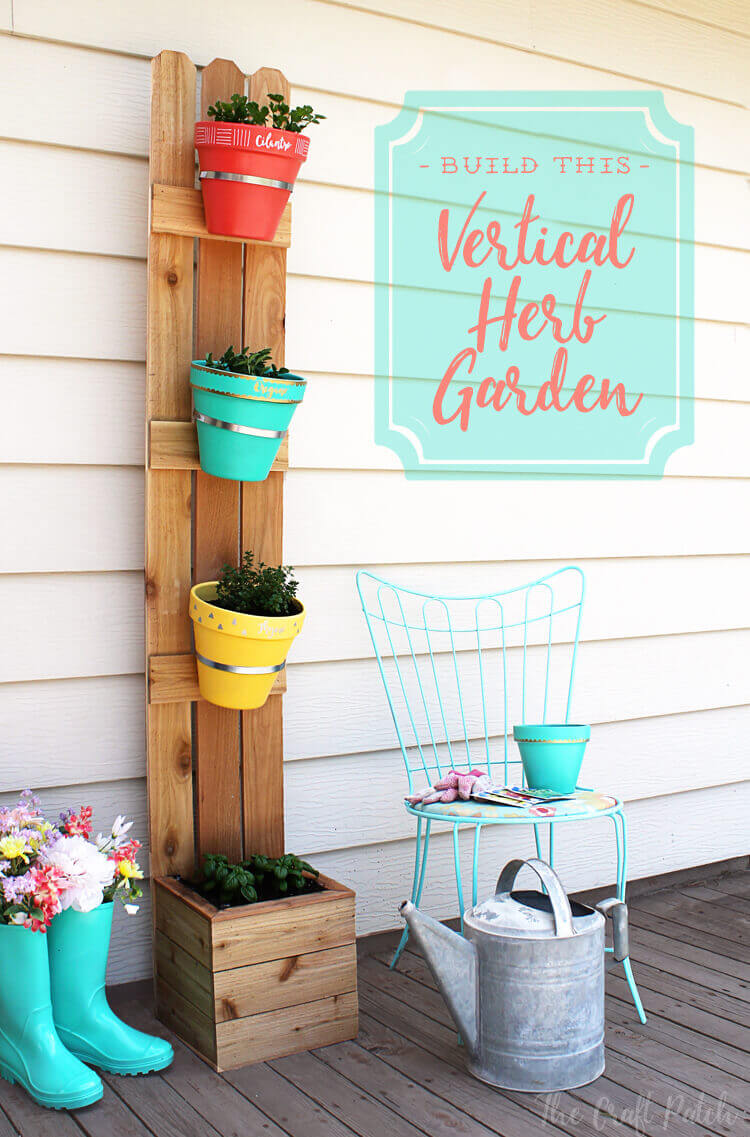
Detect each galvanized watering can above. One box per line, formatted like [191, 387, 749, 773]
[400, 857, 629, 1092]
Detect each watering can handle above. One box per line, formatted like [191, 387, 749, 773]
[595, 897, 629, 961]
[495, 857, 575, 937]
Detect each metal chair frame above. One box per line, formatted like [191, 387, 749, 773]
[357, 565, 646, 1023]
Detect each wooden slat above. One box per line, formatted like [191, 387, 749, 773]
[211, 893, 355, 970]
[149, 653, 201, 703]
[145, 50, 196, 879]
[149, 419, 288, 471]
[149, 652, 286, 703]
[154, 929, 214, 1020]
[192, 58, 245, 865]
[216, 991, 358, 1070]
[155, 978, 218, 1068]
[213, 943, 357, 1021]
[153, 877, 212, 968]
[152, 184, 292, 249]
[240, 65, 291, 861]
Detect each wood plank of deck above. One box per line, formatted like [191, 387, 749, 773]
[4, 869, 749, 1137]
[362, 949, 745, 1137]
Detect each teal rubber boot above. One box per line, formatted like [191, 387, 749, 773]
[48, 904, 173, 1075]
[0, 924, 103, 1109]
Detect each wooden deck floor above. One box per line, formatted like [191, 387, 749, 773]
[1, 869, 748, 1137]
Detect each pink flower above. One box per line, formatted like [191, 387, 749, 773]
[60, 806, 93, 839]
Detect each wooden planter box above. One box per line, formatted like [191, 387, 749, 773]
[153, 874, 358, 1070]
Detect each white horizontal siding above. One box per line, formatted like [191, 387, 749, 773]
[0, 676, 145, 787]
[284, 630, 750, 759]
[287, 709, 750, 852]
[3, 141, 749, 259]
[284, 473, 750, 565]
[9, 0, 750, 106]
[1, 354, 748, 470]
[0, 250, 745, 369]
[0, 1, 748, 982]
[0, 358, 144, 465]
[3, 468, 750, 578]
[631, 1, 750, 36]
[0, 573, 143, 681]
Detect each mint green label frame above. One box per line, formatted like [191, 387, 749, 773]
[374, 92, 694, 479]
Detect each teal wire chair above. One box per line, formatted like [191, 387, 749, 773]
[356, 565, 646, 1022]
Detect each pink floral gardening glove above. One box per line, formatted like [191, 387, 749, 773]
[406, 769, 490, 805]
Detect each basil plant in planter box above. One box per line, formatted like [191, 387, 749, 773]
[194, 92, 325, 241]
[195, 853, 322, 909]
[191, 345, 306, 482]
[191, 551, 304, 709]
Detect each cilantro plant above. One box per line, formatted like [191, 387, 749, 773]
[197, 852, 320, 907]
[207, 92, 325, 132]
[203, 345, 290, 380]
[214, 551, 299, 618]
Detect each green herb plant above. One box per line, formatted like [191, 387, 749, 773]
[207, 92, 325, 132]
[198, 852, 320, 908]
[215, 550, 299, 618]
[204, 345, 290, 380]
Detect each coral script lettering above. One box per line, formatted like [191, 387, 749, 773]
[432, 192, 643, 430]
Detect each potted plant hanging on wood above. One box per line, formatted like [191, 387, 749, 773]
[194, 93, 324, 241]
[191, 551, 304, 710]
[191, 346, 305, 482]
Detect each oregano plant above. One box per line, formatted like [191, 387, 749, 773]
[214, 551, 299, 618]
[207, 92, 325, 132]
[203, 345, 290, 380]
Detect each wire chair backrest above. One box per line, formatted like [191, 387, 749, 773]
[356, 567, 585, 793]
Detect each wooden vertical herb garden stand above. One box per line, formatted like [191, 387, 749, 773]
[145, 50, 357, 1071]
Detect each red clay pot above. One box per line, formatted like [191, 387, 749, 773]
[194, 122, 310, 241]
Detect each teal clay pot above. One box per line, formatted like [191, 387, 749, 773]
[190, 361, 306, 482]
[513, 723, 591, 794]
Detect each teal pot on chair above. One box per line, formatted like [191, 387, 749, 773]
[513, 724, 591, 794]
[0, 923, 102, 1109]
[190, 361, 306, 481]
[47, 903, 173, 1075]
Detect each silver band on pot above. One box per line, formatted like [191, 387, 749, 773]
[196, 652, 286, 675]
[194, 411, 286, 439]
[200, 170, 295, 192]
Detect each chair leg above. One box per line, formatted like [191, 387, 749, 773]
[391, 818, 432, 969]
[533, 823, 543, 859]
[610, 808, 647, 1024]
[453, 824, 465, 933]
[471, 824, 482, 908]
[622, 954, 647, 1025]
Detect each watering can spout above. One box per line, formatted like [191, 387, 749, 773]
[399, 901, 478, 1056]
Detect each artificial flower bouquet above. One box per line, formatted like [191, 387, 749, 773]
[0, 792, 144, 933]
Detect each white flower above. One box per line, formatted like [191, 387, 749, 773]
[95, 814, 134, 853]
[43, 835, 115, 912]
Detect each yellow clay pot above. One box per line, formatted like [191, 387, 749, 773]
[190, 582, 305, 710]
